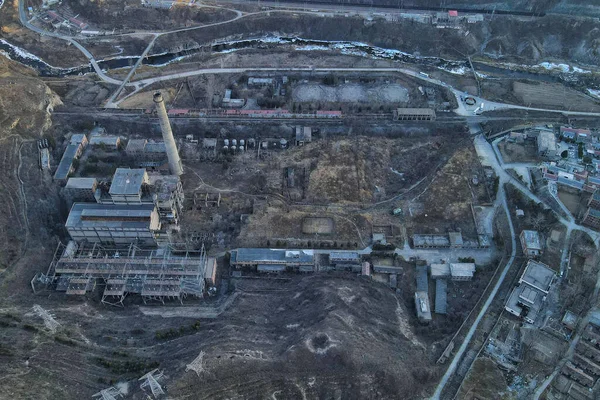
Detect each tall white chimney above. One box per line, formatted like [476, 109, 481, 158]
[153, 92, 183, 176]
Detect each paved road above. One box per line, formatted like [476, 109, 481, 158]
[432, 134, 518, 399]
[17, 0, 123, 85]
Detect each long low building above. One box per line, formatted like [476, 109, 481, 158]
[393, 108, 436, 121]
[230, 248, 314, 272]
[430, 263, 476, 280]
[65, 203, 161, 246]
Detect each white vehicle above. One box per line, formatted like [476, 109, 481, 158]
[419, 72, 430, 78]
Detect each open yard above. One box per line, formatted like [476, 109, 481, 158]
[513, 81, 600, 112]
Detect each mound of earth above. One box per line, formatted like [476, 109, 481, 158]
[167, 275, 433, 399]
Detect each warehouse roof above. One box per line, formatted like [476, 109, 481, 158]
[232, 248, 314, 264]
[66, 203, 159, 230]
[109, 168, 147, 196]
[449, 263, 475, 278]
[89, 135, 120, 146]
[430, 263, 450, 278]
[54, 144, 80, 181]
[329, 252, 360, 261]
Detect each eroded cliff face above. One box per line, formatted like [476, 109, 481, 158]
[0, 55, 61, 270]
[0, 56, 62, 139]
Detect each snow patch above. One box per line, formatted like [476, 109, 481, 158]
[587, 89, 600, 99]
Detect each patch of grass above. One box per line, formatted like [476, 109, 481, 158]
[54, 335, 77, 346]
[22, 324, 38, 332]
[155, 320, 201, 341]
[94, 357, 159, 375]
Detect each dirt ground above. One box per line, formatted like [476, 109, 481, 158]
[498, 141, 542, 164]
[408, 143, 484, 236]
[293, 83, 409, 103]
[457, 358, 509, 399]
[512, 81, 600, 112]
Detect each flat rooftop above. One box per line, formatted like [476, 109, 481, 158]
[521, 230, 542, 250]
[232, 248, 314, 264]
[520, 260, 555, 293]
[109, 168, 147, 196]
[65, 177, 97, 190]
[66, 203, 159, 230]
[54, 144, 80, 180]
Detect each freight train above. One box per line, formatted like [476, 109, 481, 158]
[143, 108, 343, 119]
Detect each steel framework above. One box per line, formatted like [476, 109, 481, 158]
[45, 241, 207, 306]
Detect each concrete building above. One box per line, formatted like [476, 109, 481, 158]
[147, 174, 184, 224]
[64, 177, 98, 202]
[329, 252, 361, 271]
[589, 190, 600, 209]
[108, 168, 149, 205]
[230, 248, 314, 272]
[583, 208, 600, 230]
[94, 168, 183, 225]
[520, 230, 543, 258]
[126, 139, 168, 168]
[65, 203, 161, 246]
[415, 291, 432, 322]
[295, 126, 312, 146]
[449, 263, 476, 281]
[430, 263, 475, 280]
[505, 260, 556, 324]
[89, 135, 121, 149]
[393, 108, 436, 121]
[537, 131, 557, 157]
[54, 134, 88, 181]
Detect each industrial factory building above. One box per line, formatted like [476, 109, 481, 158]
[64, 177, 98, 203]
[40, 241, 211, 305]
[65, 203, 161, 246]
[230, 248, 315, 272]
[54, 133, 88, 181]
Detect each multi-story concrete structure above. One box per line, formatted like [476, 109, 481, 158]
[107, 168, 149, 205]
[430, 263, 475, 280]
[126, 139, 168, 168]
[329, 252, 361, 271]
[505, 260, 556, 324]
[147, 174, 184, 224]
[520, 230, 543, 258]
[589, 190, 600, 210]
[89, 135, 121, 149]
[583, 208, 600, 230]
[65, 203, 161, 246]
[64, 177, 98, 203]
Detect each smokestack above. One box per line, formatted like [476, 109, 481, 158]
[153, 92, 183, 176]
